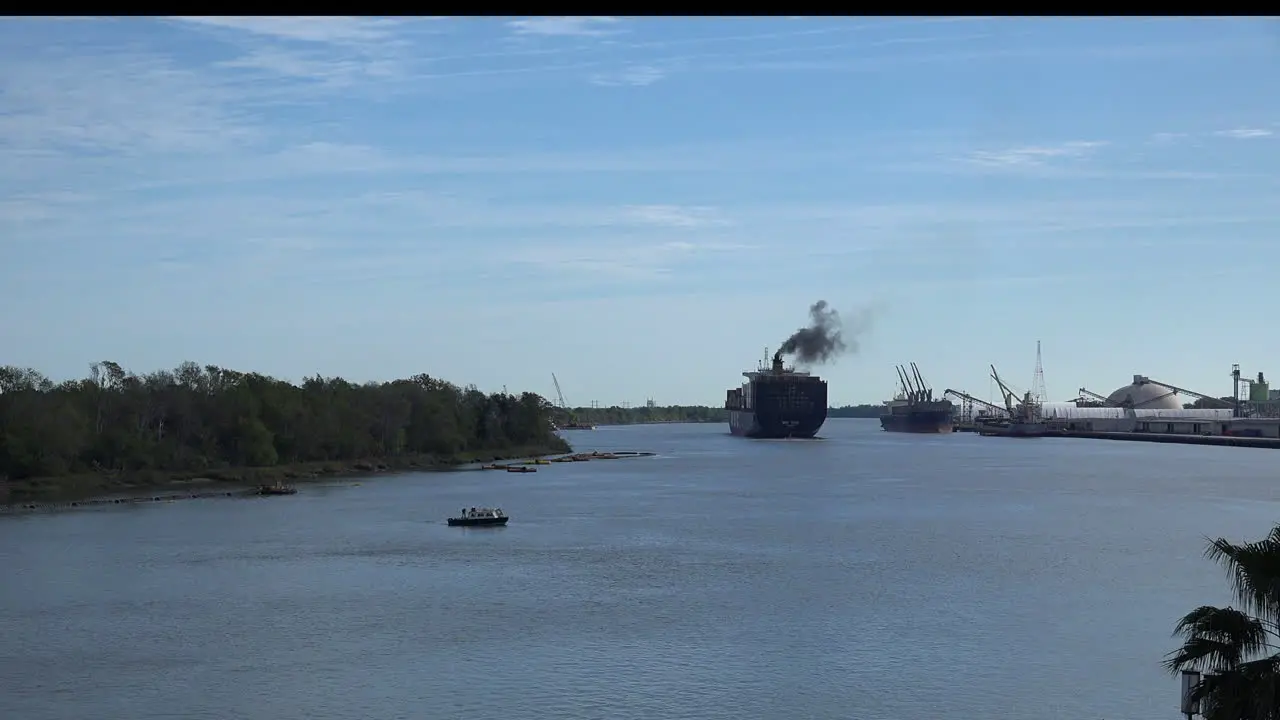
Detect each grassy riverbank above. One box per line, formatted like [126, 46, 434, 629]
[2, 443, 569, 506]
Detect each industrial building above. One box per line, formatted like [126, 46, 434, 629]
[1243, 372, 1280, 417]
[1040, 403, 1232, 435]
[1042, 372, 1280, 438]
[949, 343, 1280, 442]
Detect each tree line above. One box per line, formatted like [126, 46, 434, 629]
[0, 361, 569, 482]
[555, 399, 896, 422]
[827, 404, 882, 418]
[559, 404, 727, 426]
[555, 404, 888, 426]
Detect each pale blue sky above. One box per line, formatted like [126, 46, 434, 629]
[3, 16, 1280, 406]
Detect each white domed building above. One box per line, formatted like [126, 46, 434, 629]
[1039, 375, 1233, 432]
[1104, 377, 1184, 410]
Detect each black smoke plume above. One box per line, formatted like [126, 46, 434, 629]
[776, 300, 848, 365]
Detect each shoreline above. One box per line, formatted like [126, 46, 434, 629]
[574, 419, 723, 427]
[1, 444, 569, 510]
[1053, 430, 1280, 449]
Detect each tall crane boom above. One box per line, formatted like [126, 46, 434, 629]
[943, 389, 1007, 415]
[990, 365, 1018, 415]
[992, 364, 1041, 422]
[551, 373, 569, 409]
[894, 363, 938, 403]
[910, 363, 934, 402]
[1076, 387, 1112, 405]
[1079, 384, 1179, 409]
[1140, 376, 1232, 409]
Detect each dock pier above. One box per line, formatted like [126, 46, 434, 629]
[1053, 430, 1280, 449]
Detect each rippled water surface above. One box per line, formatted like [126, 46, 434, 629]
[4, 419, 1279, 720]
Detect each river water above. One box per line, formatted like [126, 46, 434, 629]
[3, 419, 1277, 720]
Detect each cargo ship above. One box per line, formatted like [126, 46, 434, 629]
[978, 364, 1048, 437]
[725, 350, 828, 439]
[880, 363, 955, 434]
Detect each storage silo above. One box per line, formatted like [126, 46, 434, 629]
[1251, 373, 1270, 403]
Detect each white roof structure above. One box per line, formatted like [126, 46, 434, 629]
[1104, 377, 1184, 410]
[1039, 402, 1232, 421]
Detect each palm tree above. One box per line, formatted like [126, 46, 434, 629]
[1166, 525, 1280, 719]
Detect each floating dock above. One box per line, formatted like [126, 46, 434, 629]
[1054, 430, 1280, 449]
[0, 489, 255, 514]
[548, 451, 655, 463]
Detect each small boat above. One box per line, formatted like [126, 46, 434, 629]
[447, 507, 509, 527]
[255, 482, 297, 496]
[506, 466, 536, 473]
[481, 464, 509, 470]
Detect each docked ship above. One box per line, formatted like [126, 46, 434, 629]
[725, 350, 828, 439]
[976, 364, 1049, 438]
[880, 363, 955, 434]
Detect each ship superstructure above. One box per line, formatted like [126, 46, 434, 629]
[725, 350, 828, 439]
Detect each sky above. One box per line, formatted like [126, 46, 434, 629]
[3, 16, 1280, 407]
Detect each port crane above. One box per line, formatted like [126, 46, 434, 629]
[1075, 386, 1179, 409]
[991, 364, 1040, 422]
[943, 388, 1009, 427]
[1132, 375, 1233, 412]
[943, 389, 1008, 416]
[551, 373, 570, 410]
[551, 373, 596, 430]
[1074, 388, 1111, 407]
[894, 363, 938, 403]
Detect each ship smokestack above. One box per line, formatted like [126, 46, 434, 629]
[777, 300, 847, 365]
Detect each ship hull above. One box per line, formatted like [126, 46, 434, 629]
[880, 410, 955, 434]
[979, 421, 1049, 438]
[447, 516, 509, 527]
[728, 407, 826, 439]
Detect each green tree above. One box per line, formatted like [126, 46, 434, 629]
[828, 404, 882, 418]
[562, 404, 729, 426]
[0, 361, 569, 484]
[1165, 526, 1280, 720]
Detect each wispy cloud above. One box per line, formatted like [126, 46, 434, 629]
[690, 36, 1267, 78]
[620, 205, 730, 228]
[1214, 127, 1273, 139]
[589, 64, 667, 87]
[507, 237, 748, 281]
[1145, 127, 1275, 145]
[168, 16, 427, 89]
[167, 16, 406, 44]
[506, 17, 625, 37]
[0, 50, 262, 155]
[0, 191, 94, 224]
[961, 141, 1108, 169]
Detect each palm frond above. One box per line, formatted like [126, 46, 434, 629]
[1165, 606, 1270, 673]
[1207, 531, 1280, 623]
[1198, 654, 1280, 720]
